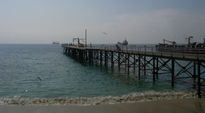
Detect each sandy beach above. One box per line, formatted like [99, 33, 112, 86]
[0, 99, 204, 113]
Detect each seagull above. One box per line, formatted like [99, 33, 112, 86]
[102, 32, 108, 36]
[37, 76, 42, 81]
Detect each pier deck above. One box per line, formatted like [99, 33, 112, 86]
[63, 46, 205, 98]
[65, 46, 205, 61]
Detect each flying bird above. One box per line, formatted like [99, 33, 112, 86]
[37, 76, 42, 81]
[102, 32, 108, 36]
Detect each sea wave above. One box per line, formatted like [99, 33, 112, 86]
[0, 91, 197, 106]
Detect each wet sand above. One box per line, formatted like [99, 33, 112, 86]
[0, 99, 205, 113]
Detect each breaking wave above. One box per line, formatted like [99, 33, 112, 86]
[0, 91, 197, 105]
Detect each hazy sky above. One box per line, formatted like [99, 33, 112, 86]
[0, 0, 205, 44]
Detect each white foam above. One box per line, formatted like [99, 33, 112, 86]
[0, 91, 197, 106]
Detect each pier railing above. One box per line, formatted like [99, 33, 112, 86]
[92, 45, 156, 52]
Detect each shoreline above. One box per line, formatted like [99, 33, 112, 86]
[0, 99, 204, 113]
[0, 91, 197, 106]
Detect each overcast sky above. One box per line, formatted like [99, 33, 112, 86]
[0, 0, 205, 44]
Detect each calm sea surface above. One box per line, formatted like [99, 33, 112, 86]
[0, 44, 189, 98]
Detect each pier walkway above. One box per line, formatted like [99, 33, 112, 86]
[63, 45, 205, 98]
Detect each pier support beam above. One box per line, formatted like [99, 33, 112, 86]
[84, 50, 88, 61]
[96, 50, 99, 65]
[100, 51, 102, 66]
[104, 51, 108, 67]
[144, 56, 146, 76]
[118, 53, 121, 71]
[125, 54, 127, 71]
[156, 57, 159, 79]
[198, 61, 201, 98]
[79, 50, 84, 63]
[111, 51, 114, 69]
[153, 57, 156, 82]
[133, 55, 136, 73]
[88, 50, 93, 64]
[171, 59, 175, 88]
[128, 54, 130, 75]
[193, 61, 196, 88]
[138, 55, 141, 80]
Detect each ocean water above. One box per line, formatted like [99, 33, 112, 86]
[0, 44, 190, 99]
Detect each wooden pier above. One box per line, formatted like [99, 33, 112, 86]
[63, 45, 205, 98]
